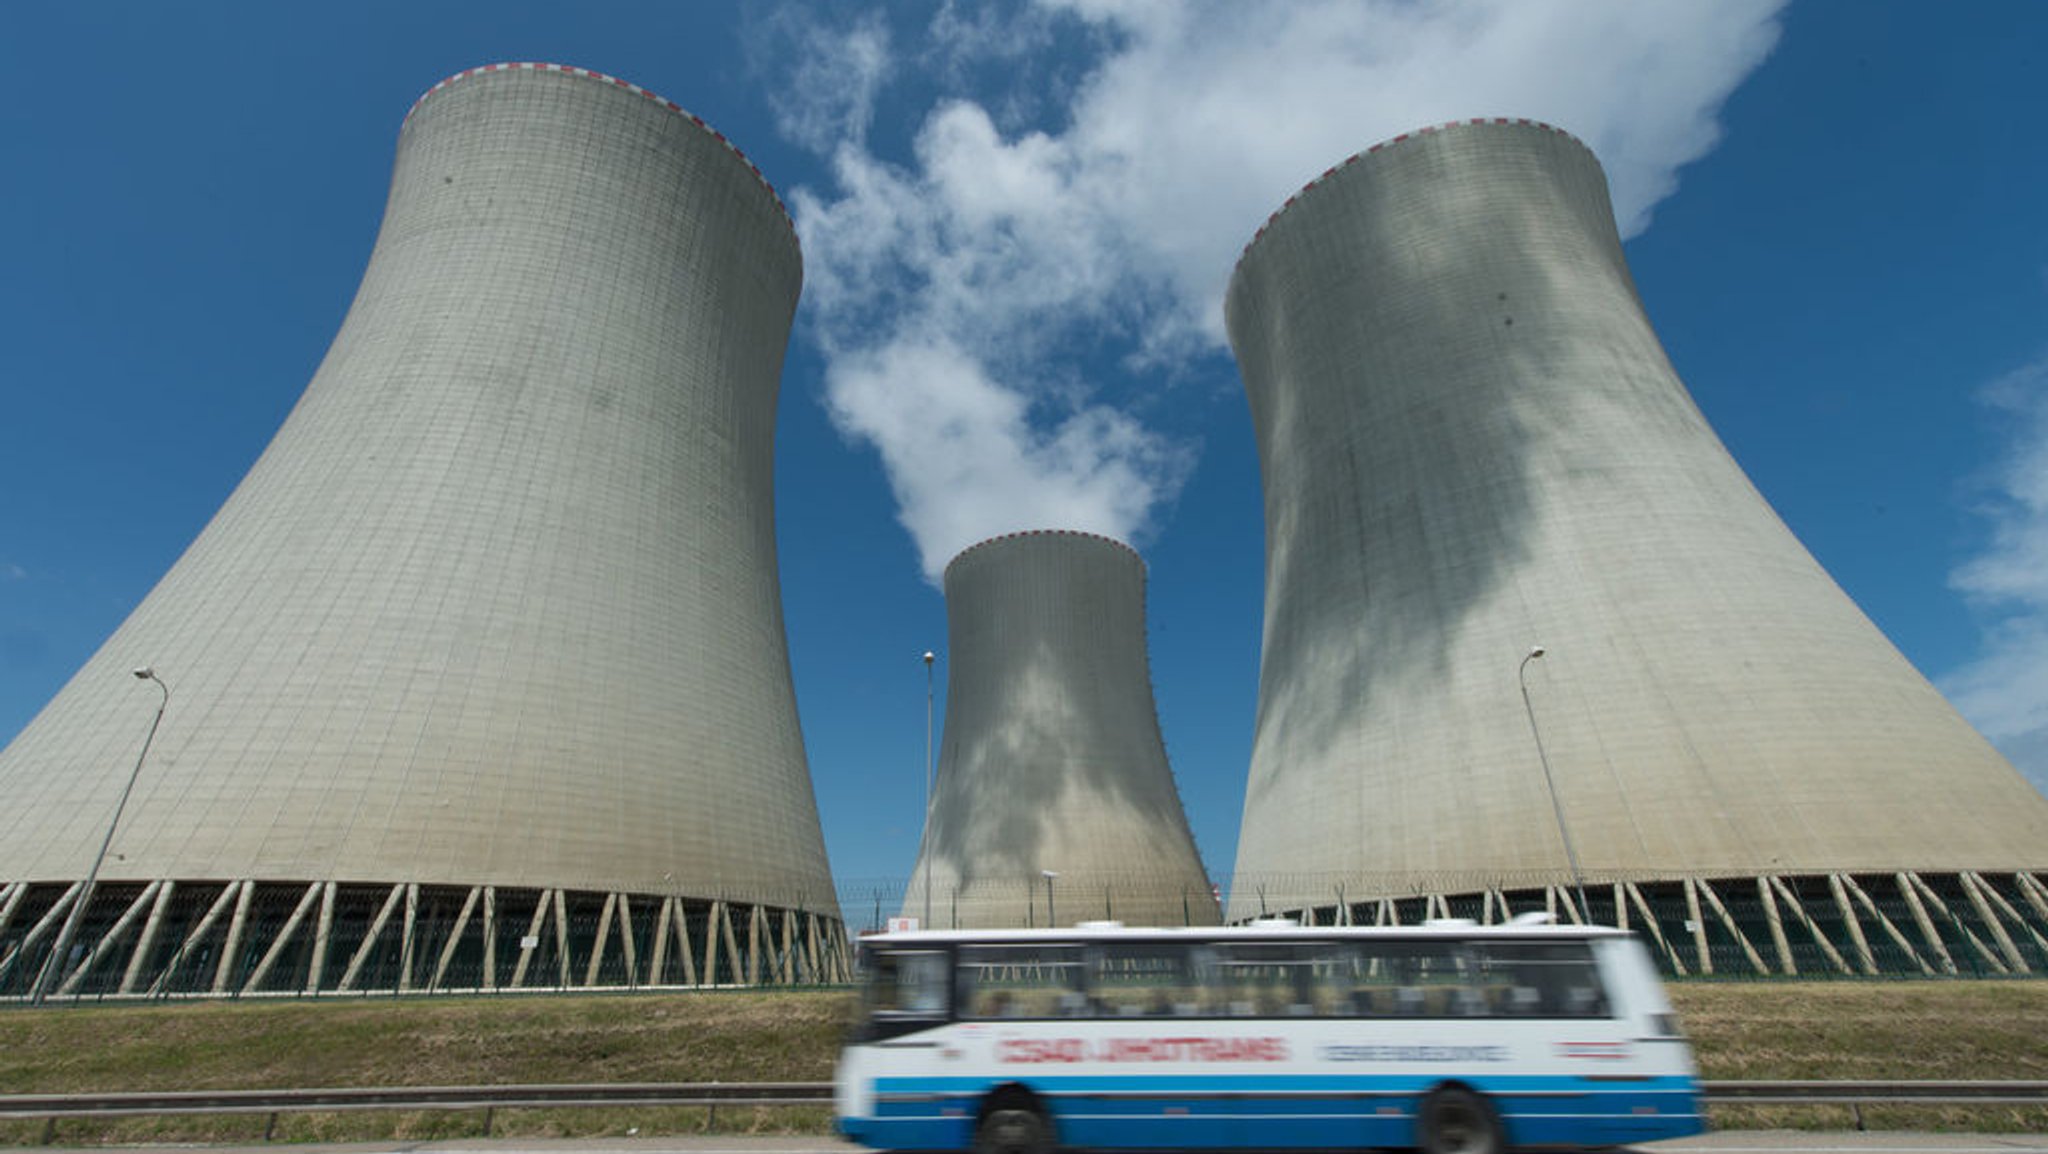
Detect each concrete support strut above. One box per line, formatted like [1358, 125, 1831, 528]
[0, 879, 850, 999]
[1244, 870, 2048, 978]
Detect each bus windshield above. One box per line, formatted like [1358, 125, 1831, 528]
[855, 947, 949, 1040]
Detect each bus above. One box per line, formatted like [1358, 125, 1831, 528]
[835, 919, 1703, 1154]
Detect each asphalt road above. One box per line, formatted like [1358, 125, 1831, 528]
[36, 1136, 2047, 1154]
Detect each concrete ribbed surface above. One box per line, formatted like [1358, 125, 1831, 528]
[0, 65, 835, 914]
[903, 530, 1217, 928]
[1225, 120, 2048, 921]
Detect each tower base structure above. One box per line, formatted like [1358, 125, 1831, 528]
[0, 878, 848, 1001]
[1238, 870, 2048, 978]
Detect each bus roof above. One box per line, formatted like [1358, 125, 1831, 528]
[856, 919, 1634, 946]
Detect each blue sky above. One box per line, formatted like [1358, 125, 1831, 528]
[4, 2, 2045, 910]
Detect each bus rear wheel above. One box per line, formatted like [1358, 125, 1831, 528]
[1416, 1086, 1503, 1154]
[974, 1094, 1054, 1154]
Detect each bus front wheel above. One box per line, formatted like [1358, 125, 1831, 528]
[1415, 1086, 1503, 1154]
[974, 1091, 1054, 1154]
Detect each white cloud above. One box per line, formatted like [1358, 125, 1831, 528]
[926, 1, 1059, 71]
[1, 563, 24, 581]
[750, 7, 893, 152]
[825, 335, 1193, 577]
[1942, 357, 2048, 793]
[778, 0, 1787, 580]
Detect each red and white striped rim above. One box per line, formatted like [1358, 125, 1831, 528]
[945, 528, 1145, 575]
[1234, 118, 1591, 272]
[404, 62, 796, 240]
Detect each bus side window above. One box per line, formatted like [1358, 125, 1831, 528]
[1352, 940, 1465, 1017]
[1471, 941, 1611, 1018]
[1307, 945, 1362, 1015]
[958, 945, 1085, 1020]
[1091, 944, 1196, 1018]
[1209, 941, 1359, 1018]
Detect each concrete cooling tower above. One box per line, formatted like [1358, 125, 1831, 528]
[902, 531, 1219, 929]
[1225, 118, 2048, 976]
[0, 63, 846, 999]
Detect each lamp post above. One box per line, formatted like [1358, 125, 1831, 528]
[1042, 870, 1059, 928]
[1517, 647, 1590, 920]
[33, 666, 170, 1005]
[922, 650, 935, 929]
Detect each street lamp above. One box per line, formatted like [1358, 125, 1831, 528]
[1042, 870, 1059, 928]
[1517, 647, 1591, 920]
[33, 666, 170, 1004]
[922, 650, 935, 929]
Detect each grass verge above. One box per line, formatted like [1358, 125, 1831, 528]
[1, 981, 2044, 1143]
[1671, 980, 2048, 1133]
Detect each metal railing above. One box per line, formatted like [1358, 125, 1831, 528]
[5, 1080, 2047, 1135]
[1709, 1080, 2048, 1104]
[0, 1082, 829, 1118]
[0, 1082, 830, 1143]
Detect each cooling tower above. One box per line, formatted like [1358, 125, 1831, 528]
[1224, 118, 2048, 976]
[0, 63, 846, 999]
[902, 531, 1219, 929]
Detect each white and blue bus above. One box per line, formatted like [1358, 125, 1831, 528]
[835, 919, 1703, 1154]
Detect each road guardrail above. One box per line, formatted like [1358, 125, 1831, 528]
[1708, 1080, 2048, 1103]
[5, 1080, 2045, 1139]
